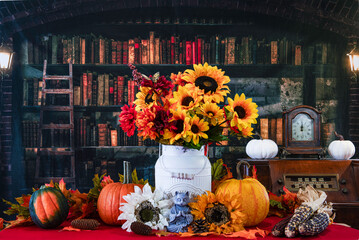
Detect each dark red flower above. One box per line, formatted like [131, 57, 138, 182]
[119, 104, 137, 137]
[152, 105, 173, 135]
[155, 76, 174, 96]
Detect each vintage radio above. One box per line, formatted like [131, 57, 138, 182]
[226, 158, 359, 229]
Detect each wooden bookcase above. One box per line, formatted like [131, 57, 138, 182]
[12, 17, 348, 191]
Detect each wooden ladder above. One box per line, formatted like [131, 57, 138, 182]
[35, 60, 75, 187]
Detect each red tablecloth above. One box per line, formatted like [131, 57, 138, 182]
[1, 217, 359, 240]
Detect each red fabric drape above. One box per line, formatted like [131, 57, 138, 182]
[1, 216, 358, 240]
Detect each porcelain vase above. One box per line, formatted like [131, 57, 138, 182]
[155, 144, 211, 197]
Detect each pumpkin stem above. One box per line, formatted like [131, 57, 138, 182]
[334, 131, 344, 141]
[123, 161, 132, 184]
[236, 160, 251, 180]
[255, 131, 263, 140]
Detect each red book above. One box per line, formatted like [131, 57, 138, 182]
[197, 38, 202, 64]
[122, 41, 128, 64]
[82, 72, 88, 106]
[186, 41, 192, 65]
[87, 72, 93, 106]
[171, 36, 175, 64]
[117, 76, 124, 104]
[134, 38, 140, 64]
[192, 41, 197, 64]
[128, 39, 135, 64]
[114, 76, 118, 105]
[179, 41, 183, 64]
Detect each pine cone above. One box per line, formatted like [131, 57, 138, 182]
[71, 219, 100, 230]
[191, 219, 210, 233]
[130, 221, 152, 235]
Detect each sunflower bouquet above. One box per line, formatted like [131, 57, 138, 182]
[119, 63, 258, 150]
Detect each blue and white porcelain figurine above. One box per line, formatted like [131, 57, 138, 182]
[167, 191, 193, 233]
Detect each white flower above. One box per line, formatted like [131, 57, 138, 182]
[118, 183, 172, 232]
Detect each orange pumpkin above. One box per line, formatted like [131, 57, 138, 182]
[215, 161, 269, 227]
[97, 182, 142, 225]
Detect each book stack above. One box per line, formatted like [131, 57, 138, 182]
[259, 118, 283, 145]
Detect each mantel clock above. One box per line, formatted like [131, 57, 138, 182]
[282, 105, 323, 158]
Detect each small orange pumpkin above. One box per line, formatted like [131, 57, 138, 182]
[97, 162, 143, 225]
[215, 161, 269, 227]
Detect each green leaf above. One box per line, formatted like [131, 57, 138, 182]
[269, 199, 286, 210]
[118, 173, 124, 183]
[131, 169, 139, 183]
[87, 174, 103, 200]
[211, 159, 226, 180]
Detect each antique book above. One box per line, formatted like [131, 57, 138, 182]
[260, 118, 269, 139]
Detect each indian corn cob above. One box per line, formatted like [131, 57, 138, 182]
[284, 204, 314, 238]
[298, 212, 330, 236]
[271, 214, 293, 237]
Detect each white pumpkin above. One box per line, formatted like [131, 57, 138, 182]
[246, 139, 278, 159]
[328, 132, 355, 160]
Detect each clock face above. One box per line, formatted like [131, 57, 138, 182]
[291, 113, 314, 141]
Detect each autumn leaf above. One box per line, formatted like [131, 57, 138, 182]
[61, 226, 82, 232]
[78, 201, 96, 219]
[211, 159, 233, 192]
[59, 178, 70, 198]
[100, 175, 114, 188]
[45, 180, 55, 188]
[2, 216, 33, 230]
[223, 228, 269, 239]
[0, 218, 4, 230]
[20, 195, 31, 207]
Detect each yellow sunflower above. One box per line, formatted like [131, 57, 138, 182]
[181, 63, 230, 103]
[189, 191, 246, 234]
[170, 85, 203, 111]
[225, 93, 258, 131]
[163, 109, 191, 144]
[134, 87, 158, 111]
[184, 115, 209, 145]
[198, 102, 225, 126]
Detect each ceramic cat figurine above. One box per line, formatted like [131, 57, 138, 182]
[167, 191, 193, 233]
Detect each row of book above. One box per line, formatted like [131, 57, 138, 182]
[23, 74, 137, 107]
[259, 118, 283, 145]
[75, 73, 136, 106]
[22, 32, 336, 66]
[76, 118, 157, 147]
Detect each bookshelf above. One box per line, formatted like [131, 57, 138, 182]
[14, 20, 346, 191]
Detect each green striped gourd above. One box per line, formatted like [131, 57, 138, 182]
[29, 187, 69, 229]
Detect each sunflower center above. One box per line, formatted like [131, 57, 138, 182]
[191, 124, 200, 134]
[182, 96, 194, 107]
[134, 200, 160, 223]
[234, 106, 246, 119]
[174, 119, 184, 134]
[207, 111, 215, 117]
[195, 76, 218, 93]
[204, 203, 230, 226]
[145, 93, 154, 104]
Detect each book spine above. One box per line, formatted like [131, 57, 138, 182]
[114, 76, 118, 105]
[99, 37, 105, 64]
[186, 41, 192, 65]
[38, 80, 43, 106]
[269, 118, 276, 142]
[155, 38, 160, 64]
[149, 31, 155, 64]
[111, 129, 118, 146]
[80, 37, 86, 64]
[171, 36, 175, 64]
[128, 39, 135, 64]
[134, 38, 140, 64]
[122, 41, 128, 64]
[260, 118, 269, 139]
[82, 72, 88, 106]
[74, 86, 81, 106]
[97, 74, 104, 106]
[92, 73, 98, 106]
[118, 76, 124, 105]
[116, 41, 122, 64]
[295, 45, 302, 66]
[271, 41, 278, 64]
[104, 74, 110, 106]
[141, 39, 149, 64]
[87, 72, 93, 106]
[197, 37, 202, 64]
[192, 41, 197, 64]
[109, 76, 114, 105]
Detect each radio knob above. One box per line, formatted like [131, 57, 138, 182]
[340, 179, 346, 185]
[277, 179, 283, 185]
[342, 188, 349, 194]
